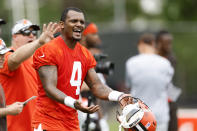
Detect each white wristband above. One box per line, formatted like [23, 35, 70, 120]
[64, 96, 76, 109]
[108, 91, 124, 101]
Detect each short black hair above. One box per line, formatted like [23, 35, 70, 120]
[156, 30, 170, 43]
[60, 7, 83, 22]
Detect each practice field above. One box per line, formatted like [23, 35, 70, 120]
[106, 104, 121, 131]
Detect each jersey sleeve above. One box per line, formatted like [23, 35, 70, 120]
[0, 52, 16, 76]
[88, 52, 97, 69]
[81, 46, 97, 70]
[33, 44, 56, 70]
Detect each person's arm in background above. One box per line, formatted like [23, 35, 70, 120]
[8, 22, 60, 71]
[0, 102, 23, 117]
[38, 65, 100, 113]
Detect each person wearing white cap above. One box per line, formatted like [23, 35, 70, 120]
[0, 38, 24, 131]
[0, 19, 60, 131]
[0, 39, 13, 68]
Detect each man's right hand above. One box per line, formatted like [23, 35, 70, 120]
[74, 100, 100, 113]
[38, 22, 60, 45]
[118, 94, 133, 110]
[6, 102, 24, 115]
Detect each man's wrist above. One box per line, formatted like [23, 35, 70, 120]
[108, 91, 124, 101]
[33, 39, 42, 49]
[64, 96, 76, 109]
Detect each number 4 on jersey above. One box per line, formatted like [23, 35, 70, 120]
[70, 61, 82, 95]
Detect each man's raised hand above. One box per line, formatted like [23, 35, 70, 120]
[38, 22, 60, 45]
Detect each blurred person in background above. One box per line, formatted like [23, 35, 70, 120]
[0, 20, 24, 130]
[156, 30, 176, 67]
[156, 30, 181, 131]
[0, 19, 59, 131]
[0, 85, 23, 131]
[0, 19, 23, 131]
[32, 7, 129, 131]
[125, 33, 174, 131]
[0, 83, 24, 131]
[0, 83, 23, 131]
[80, 22, 101, 49]
[79, 22, 109, 131]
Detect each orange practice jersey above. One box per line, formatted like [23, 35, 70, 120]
[0, 52, 38, 131]
[32, 36, 96, 131]
[0, 85, 7, 131]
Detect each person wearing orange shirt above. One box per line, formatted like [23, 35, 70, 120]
[0, 19, 59, 131]
[0, 19, 24, 131]
[0, 39, 24, 118]
[0, 83, 24, 131]
[32, 7, 131, 131]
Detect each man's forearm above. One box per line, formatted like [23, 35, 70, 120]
[45, 87, 76, 109]
[39, 65, 76, 109]
[45, 86, 67, 104]
[91, 83, 125, 102]
[90, 83, 116, 100]
[0, 107, 8, 117]
[85, 68, 123, 101]
[8, 39, 42, 71]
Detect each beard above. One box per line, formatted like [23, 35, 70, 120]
[72, 36, 81, 42]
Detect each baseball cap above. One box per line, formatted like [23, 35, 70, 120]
[0, 19, 6, 25]
[0, 39, 13, 55]
[12, 19, 40, 35]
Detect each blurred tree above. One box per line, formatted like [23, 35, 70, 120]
[62, 0, 114, 22]
[163, 0, 197, 21]
[39, 0, 62, 23]
[126, 0, 141, 22]
[173, 32, 197, 97]
[0, 0, 9, 21]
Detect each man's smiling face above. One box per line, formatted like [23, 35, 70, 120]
[63, 10, 85, 41]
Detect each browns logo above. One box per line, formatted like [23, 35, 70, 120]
[23, 19, 28, 25]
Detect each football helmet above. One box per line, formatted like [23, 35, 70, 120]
[117, 98, 157, 131]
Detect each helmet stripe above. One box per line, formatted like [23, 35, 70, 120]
[139, 122, 148, 131]
[133, 126, 140, 131]
[136, 124, 144, 131]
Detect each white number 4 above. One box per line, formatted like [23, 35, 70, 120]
[70, 61, 82, 95]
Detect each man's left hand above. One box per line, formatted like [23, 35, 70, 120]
[74, 100, 100, 113]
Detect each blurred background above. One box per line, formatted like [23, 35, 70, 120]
[0, 0, 197, 130]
